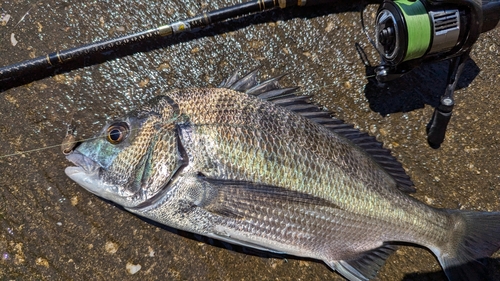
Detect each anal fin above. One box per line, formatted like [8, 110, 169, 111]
[328, 244, 397, 281]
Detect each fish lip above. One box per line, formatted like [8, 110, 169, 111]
[65, 151, 108, 196]
[64, 166, 100, 189]
[65, 151, 101, 173]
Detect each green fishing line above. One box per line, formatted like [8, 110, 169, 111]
[394, 0, 431, 61]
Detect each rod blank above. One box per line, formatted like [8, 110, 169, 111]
[0, 0, 329, 83]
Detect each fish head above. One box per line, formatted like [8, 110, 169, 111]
[65, 97, 185, 208]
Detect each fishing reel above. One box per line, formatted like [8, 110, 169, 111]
[371, 0, 500, 148]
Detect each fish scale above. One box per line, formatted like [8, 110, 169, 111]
[191, 113, 395, 221]
[212, 184, 386, 259]
[65, 70, 500, 281]
[160, 86, 451, 252]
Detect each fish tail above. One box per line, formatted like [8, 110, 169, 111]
[434, 210, 500, 281]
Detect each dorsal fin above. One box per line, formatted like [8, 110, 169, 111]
[220, 70, 415, 193]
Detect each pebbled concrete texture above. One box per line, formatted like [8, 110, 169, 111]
[0, 0, 498, 280]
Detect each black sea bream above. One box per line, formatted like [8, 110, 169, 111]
[65, 70, 500, 280]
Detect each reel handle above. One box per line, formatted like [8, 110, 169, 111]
[426, 53, 468, 148]
[427, 100, 454, 149]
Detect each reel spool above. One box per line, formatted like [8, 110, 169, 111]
[371, 0, 500, 83]
[375, 0, 461, 66]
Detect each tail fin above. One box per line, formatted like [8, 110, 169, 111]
[434, 210, 500, 281]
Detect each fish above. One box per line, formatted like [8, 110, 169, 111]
[65, 69, 500, 281]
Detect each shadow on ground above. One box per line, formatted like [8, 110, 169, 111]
[358, 47, 481, 116]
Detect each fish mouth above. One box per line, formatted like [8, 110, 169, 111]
[65, 151, 101, 174]
[65, 151, 104, 195]
[65, 165, 101, 192]
[65, 151, 142, 208]
[64, 151, 121, 201]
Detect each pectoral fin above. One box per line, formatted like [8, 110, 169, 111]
[196, 175, 341, 220]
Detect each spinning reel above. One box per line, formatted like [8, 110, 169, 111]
[371, 0, 500, 148]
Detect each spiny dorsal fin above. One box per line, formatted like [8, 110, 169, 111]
[219, 70, 415, 193]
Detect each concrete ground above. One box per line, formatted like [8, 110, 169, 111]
[0, 0, 498, 280]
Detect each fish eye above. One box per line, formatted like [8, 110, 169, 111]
[106, 122, 129, 144]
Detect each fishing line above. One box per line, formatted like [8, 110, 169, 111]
[394, 0, 431, 61]
[360, 5, 380, 63]
[0, 113, 185, 159]
[0, 137, 93, 159]
[0, 130, 125, 159]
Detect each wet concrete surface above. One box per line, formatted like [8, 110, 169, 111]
[0, 0, 499, 280]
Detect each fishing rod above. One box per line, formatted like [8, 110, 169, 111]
[0, 0, 330, 84]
